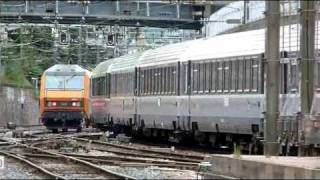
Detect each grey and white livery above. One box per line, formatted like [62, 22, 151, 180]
[90, 26, 320, 153]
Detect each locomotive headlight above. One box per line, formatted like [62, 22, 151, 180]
[76, 102, 81, 107]
[47, 102, 52, 107]
[52, 102, 57, 106]
[72, 102, 77, 107]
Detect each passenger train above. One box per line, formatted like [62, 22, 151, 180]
[40, 64, 91, 132]
[90, 26, 320, 153]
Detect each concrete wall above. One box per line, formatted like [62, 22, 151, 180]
[0, 86, 39, 127]
[205, 155, 320, 179]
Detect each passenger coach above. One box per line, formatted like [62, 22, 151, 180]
[91, 26, 320, 153]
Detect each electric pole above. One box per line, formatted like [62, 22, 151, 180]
[264, 0, 280, 156]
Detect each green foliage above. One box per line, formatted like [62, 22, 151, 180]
[1, 26, 55, 89]
[1, 25, 99, 89]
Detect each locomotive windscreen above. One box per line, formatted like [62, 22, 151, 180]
[46, 75, 84, 90]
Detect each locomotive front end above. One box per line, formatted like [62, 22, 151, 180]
[39, 65, 90, 132]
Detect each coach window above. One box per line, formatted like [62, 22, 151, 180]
[116, 74, 119, 96]
[149, 69, 153, 95]
[153, 69, 157, 95]
[149, 69, 152, 95]
[159, 68, 162, 94]
[146, 69, 150, 95]
[117, 74, 121, 96]
[145, 69, 149, 95]
[153, 68, 157, 95]
[141, 70, 145, 95]
[162, 68, 165, 95]
[230, 60, 237, 92]
[119, 74, 123, 96]
[158, 68, 162, 95]
[126, 73, 129, 95]
[217, 61, 223, 92]
[141, 70, 144, 95]
[166, 67, 170, 94]
[199, 63, 204, 94]
[173, 66, 177, 95]
[245, 58, 251, 92]
[129, 72, 132, 95]
[162, 67, 166, 95]
[238, 58, 244, 92]
[251, 59, 259, 92]
[156, 68, 159, 95]
[124, 73, 127, 95]
[150, 69, 154, 95]
[154, 68, 158, 95]
[171, 66, 175, 94]
[110, 76, 113, 96]
[106, 75, 110, 97]
[101, 77, 106, 96]
[192, 63, 198, 94]
[120, 73, 123, 96]
[111, 75, 114, 96]
[204, 62, 210, 93]
[180, 63, 187, 94]
[144, 70, 147, 95]
[224, 61, 230, 93]
[168, 67, 173, 94]
[158, 68, 161, 95]
[210, 62, 216, 93]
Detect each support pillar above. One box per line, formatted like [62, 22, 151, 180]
[299, 0, 315, 156]
[264, 0, 280, 156]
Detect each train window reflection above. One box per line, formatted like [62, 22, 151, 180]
[46, 76, 65, 89]
[65, 76, 84, 89]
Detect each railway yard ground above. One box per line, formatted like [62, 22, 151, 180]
[0, 126, 220, 179]
[1, 126, 319, 179]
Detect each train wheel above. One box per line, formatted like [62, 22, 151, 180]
[52, 129, 58, 133]
[62, 128, 68, 132]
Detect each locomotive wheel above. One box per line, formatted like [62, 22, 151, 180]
[62, 128, 68, 132]
[52, 129, 58, 133]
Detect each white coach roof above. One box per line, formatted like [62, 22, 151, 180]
[93, 23, 303, 73]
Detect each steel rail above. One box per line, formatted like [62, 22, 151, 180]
[0, 150, 66, 180]
[17, 144, 137, 180]
[72, 137, 205, 161]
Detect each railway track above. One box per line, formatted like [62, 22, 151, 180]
[27, 136, 205, 170]
[71, 137, 206, 163]
[0, 151, 57, 179]
[3, 144, 136, 179]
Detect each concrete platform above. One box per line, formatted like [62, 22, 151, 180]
[204, 155, 320, 179]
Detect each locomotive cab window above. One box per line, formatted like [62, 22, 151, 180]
[46, 75, 84, 90]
